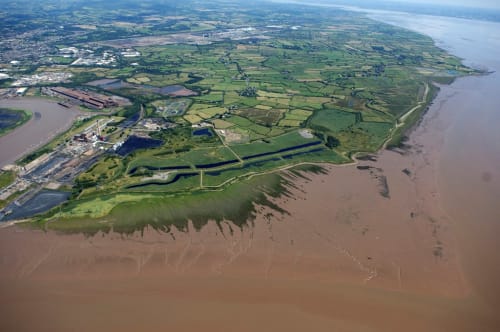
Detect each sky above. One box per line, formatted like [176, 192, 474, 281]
[281, 0, 500, 10]
[387, 0, 500, 9]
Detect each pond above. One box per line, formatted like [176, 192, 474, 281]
[126, 172, 198, 189]
[1, 190, 70, 221]
[192, 128, 214, 137]
[116, 135, 164, 156]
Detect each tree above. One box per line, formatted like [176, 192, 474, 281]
[326, 135, 340, 148]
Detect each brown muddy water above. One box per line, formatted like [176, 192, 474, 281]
[0, 97, 81, 168]
[371, 10, 500, 312]
[1, 14, 500, 332]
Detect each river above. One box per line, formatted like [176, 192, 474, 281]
[369, 10, 500, 310]
[0, 97, 81, 168]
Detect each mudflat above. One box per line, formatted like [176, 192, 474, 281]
[0, 149, 497, 331]
[0, 101, 498, 330]
[371, 10, 500, 312]
[0, 97, 80, 168]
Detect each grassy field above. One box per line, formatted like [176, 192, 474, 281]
[230, 131, 319, 158]
[0, 171, 15, 190]
[40, 171, 292, 234]
[386, 83, 440, 148]
[77, 156, 125, 184]
[309, 109, 359, 133]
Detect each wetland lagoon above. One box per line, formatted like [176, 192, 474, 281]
[1, 5, 500, 332]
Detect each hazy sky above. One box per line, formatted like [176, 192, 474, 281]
[374, 0, 500, 9]
[286, 0, 500, 10]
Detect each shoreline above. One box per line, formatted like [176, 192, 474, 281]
[2, 76, 439, 227]
[368, 9, 500, 311]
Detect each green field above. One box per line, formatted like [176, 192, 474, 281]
[231, 131, 319, 158]
[309, 109, 359, 133]
[39, 172, 292, 234]
[0, 171, 15, 190]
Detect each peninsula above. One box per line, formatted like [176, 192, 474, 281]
[0, 0, 473, 232]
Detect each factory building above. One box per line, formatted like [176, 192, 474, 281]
[49, 87, 117, 110]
